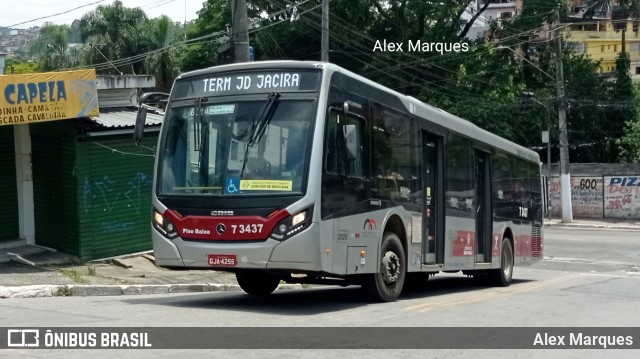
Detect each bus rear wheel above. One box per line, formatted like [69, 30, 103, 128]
[488, 237, 513, 287]
[235, 271, 281, 295]
[362, 232, 406, 302]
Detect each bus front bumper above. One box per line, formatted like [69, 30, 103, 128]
[152, 223, 323, 272]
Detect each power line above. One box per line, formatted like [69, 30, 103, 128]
[1, 0, 108, 29]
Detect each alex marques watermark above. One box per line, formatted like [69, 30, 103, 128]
[373, 39, 469, 54]
[533, 332, 634, 349]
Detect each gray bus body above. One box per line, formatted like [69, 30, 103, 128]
[148, 61, 543, 301]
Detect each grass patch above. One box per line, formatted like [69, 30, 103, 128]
[54, 286, 72, 296]
[58, 268, 87, 284]
[87, 266, 97, 276]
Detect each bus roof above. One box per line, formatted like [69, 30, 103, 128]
[175, 60, 540, 164]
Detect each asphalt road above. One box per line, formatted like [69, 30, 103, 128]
[1, 226, 639, 358]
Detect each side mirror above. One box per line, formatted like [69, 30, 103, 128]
[134, 106, 147, 145]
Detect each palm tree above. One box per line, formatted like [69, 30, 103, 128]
[143, 16, 182, 92]
[30, 23, 84, 71]
[79, 0, 148, 74]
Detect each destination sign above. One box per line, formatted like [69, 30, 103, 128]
[172, 70, 320, 99]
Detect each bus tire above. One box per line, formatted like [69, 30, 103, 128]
[488, 237, 513, 287]
[235, 271, 280, 295]
[362, 232, 406, 302]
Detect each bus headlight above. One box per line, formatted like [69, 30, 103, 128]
[153, 210, 179, 239]
[270, 208, 312, 241]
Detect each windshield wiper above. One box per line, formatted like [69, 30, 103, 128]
[240, 92, 280, 178]
[193, 97, 209, 188]
[248, 92, 280, 147]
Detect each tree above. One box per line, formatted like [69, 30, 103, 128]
[617, 87, 640, 162]
[79, 0, 149, 74]
[180, 0, 231, 72]
[143, 16, 183, 92]
[29, 23, 84, 71]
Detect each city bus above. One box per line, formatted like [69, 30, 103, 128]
[135, 61, 543, 302]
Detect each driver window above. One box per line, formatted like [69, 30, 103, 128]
[325, 110, 364, 178]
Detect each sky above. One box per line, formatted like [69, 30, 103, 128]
[0, 0, 203, 29]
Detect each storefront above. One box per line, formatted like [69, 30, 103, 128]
[1, 69, 162, 260]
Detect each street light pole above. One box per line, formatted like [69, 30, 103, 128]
[522, 91, 552, 222]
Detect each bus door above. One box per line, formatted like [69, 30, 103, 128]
[422, 133, 443, 264]
[475, 150, 492, 263]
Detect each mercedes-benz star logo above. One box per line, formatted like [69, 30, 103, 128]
[216, 223, 226, 235]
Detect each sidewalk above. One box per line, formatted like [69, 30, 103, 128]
[1, 218, 639, 299]
[0, 248, 243, 299]
[544, 217, 640, 230]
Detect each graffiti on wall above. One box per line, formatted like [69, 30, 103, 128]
[82, 172, 151, 232]
[604, 176, 640, 218]
[549, 176, 603, 218]
[547, 175, 640, 219]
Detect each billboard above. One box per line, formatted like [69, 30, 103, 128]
[0, 69, 99, 126]
[549, 176, 603, 218]
[604, 176, 640, 218]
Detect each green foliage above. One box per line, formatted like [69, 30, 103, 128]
[54, 286, 72, 296]
[58, 268, 86, 283]
[143, 16, 183, 92]
[29, 23, 85, 71]
[3, 58, 37, 74]
[25, 0, 640, 162]
[180, 0, 231, 72]
[79, 0, 149, 74]
[617, 85, 640, 163]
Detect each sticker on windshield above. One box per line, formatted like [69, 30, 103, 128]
[206, 104, 236, 115]
[224, 177, 241, 194]
[240, 180, 293, 191]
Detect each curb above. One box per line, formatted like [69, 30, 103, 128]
[0, 283, 303, 299]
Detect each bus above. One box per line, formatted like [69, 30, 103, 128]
[135, 60, 543, 302]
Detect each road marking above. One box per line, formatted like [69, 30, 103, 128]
[405, 273, 579, 312]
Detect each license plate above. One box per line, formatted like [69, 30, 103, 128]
[208, 254, 237, 267]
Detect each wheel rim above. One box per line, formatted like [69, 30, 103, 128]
[502, 243, 513, 279]
[381, 250, 400, 284]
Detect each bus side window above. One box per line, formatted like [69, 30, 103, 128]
[325, 110, 364, 178]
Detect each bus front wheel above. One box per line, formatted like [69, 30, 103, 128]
[236, 271, 281, 295]
[488, 237, 513, 287]
[362, 232, 406, 302]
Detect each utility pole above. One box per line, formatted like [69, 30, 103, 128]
[555, 10, 573, 222]
[321, 0, 329, 62]
[0, 52, 6, 75]
[232, 0, 250, 63]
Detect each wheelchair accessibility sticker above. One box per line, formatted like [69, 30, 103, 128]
[225, 177, 241, 194]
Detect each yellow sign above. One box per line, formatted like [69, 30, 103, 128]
[240, 180, 293, 191]
[0, 69, 99, 126]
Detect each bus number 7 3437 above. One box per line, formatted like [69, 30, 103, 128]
[231, 224, 264, 234]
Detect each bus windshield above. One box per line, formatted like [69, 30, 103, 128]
[158, 98, 314, 196]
